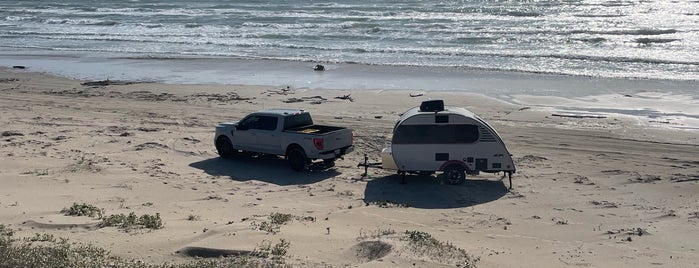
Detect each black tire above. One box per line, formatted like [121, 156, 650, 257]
[287, 147, 308, 172]
[323, 158, 336, 168]
[441, 165, 466, 185]
[215, 136, 234, 159]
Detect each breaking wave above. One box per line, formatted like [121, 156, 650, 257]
[0, 0, 696, 81]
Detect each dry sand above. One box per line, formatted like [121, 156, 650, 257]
[1, 67, 698, 267]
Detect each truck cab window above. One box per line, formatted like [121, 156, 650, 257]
[238, 116, 257, 130]
[283, 113, 314, 130]
[257, 116, 278, 131]
[240, 115, 278, 131]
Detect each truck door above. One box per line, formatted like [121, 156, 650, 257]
[234, 115, 280, 154]
[232, 115, 260, 151]
[253, 115, 281, 154]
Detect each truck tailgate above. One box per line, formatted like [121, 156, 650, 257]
[317, 128, 353, 152]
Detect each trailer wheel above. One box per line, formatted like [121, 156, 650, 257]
[215, 136, 235, 159]
[441, 166, 466, 185]
[287, 147, 308, 172]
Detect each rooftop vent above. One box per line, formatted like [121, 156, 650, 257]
[419, 100, 444, 112]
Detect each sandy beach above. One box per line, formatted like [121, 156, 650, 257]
[1, 67, 698, 267]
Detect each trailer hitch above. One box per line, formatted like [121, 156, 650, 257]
[357, 154, 382, 177]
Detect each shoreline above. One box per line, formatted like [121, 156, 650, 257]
[1, 66, 697, 145]
[4, 49, 698, 88]
[3, 49, 699, 132]
[1, 68, 698, 267]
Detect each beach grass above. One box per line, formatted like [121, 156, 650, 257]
[61, 202, 104, 218]
[0, 224, 289, 268]
[100, 212, 164, 230]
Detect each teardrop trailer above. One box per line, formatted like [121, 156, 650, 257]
[358, 100, 516, 188]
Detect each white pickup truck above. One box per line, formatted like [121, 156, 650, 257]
[214, 109, 354, 171]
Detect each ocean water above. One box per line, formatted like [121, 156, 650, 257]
[1, 0, 698, 81]
[1, 0, 698, 130]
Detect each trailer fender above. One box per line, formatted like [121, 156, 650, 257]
[439, 160, 470, 172]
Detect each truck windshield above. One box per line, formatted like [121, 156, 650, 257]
[283, 113, 314, 130]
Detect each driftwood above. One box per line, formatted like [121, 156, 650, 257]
[266, 86, 294, 96]
[409, 93, 423, 97]
[1, 131, 24, 137]
[505, 106, 531, 115]
[670, 174, 699, 183]
[81, 79, 137, 87]
[334, 94, 353, 102]
[306, 96, 326, 104]
[304, 96, 327, 100]
[283, 98, 304, 103]
[283, 95, 328, 104]
[552, 113, 606, 119]
[189, 92, 250, 102]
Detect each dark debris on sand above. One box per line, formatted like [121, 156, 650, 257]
[81, 79, 139, 87]
[43, 89, 252, 104]
[0, 78, 19, 83]
[334, 94, 354, 102]
[1, 131, 24, 137]
[283, 95, 327, 104]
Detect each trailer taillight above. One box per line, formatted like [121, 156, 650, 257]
[313, 138, 324, 150]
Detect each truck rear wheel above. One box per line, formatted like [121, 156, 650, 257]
[215, 136, 235, 159]
[441, 165, 466, 185]
[323, 158, 336, 167]
[287, 147, 308, 172]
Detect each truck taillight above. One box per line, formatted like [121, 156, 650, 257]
[351, 131, 354, 143]
[313, 138, 324, 150]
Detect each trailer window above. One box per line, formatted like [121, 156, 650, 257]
[392, 124, 479, 144]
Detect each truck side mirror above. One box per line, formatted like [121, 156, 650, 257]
[235, 124, 248, 131]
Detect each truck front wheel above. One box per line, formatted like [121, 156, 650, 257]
[215, 136, 235, 159]
[287, 147, 308, 172]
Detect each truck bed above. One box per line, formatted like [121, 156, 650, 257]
[284, 124, 345, 134]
